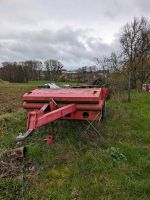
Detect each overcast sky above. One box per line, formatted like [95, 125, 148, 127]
[0, 0, 150, 69]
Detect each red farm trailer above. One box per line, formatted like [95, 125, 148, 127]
[16, 87, 107, 141]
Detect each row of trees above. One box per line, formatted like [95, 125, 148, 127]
[0, 60, 63, 83]
[96, 17, 150, 89]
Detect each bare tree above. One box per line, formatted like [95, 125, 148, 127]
[95, 52, 122, 72]
[44, 59, 63, 81]
[0, 62, 28, 83]
[120, 17, 150, 89]
[20, 60, 43, 81]
[0, 60, 43, 83]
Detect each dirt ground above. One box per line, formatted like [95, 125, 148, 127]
[0, 83, 33, 114]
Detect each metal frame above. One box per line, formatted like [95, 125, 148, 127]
[16, 88, 107, 141]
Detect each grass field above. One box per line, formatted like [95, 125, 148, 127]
[0, 82, 150, 200]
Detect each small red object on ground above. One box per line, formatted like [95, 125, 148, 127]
[46, 135, 53, 144]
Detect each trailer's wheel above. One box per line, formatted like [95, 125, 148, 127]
[101, 103, 106, 121]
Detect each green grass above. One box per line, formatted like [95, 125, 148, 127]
[0, 90, 150, 200]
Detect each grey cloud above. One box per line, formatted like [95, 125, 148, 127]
[136, 0, 150, 13]
[0, 27, 116, 68]
[0, 0, 150, 68]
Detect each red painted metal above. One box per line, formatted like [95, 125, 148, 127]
[23, 88, 102, 102]
[17, 87, 107, 140]
[27, 104, 76, 130]
[62, 110, 101, 121]
[23, 101, 103, 111]
[46, 135, 53, 144]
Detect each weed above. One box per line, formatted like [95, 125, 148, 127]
[108, 146, 127, 163]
